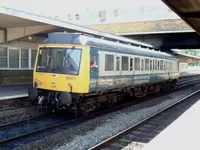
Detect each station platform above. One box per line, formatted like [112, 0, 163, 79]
[180, 71, 200, 77]
[143, 99, 200, 150]
[0, 71, 199, 101]
[0, 84, 31, 100]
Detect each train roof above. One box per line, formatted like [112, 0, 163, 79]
[41, 32, 178, 60]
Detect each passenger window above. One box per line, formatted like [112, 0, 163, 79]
[150, 60, 152, 71]
[166, 62, 168, 70]
[90, 54, 96, 68]
[116, 56, 120, 71]
[130, 58, 133, 71]
[135, 57, 140, 71]
[152, 60, 154, 70]
[154, 60, 157, 70]
[141, 59, 144, 71]
[177, 62, 179, 71]
[163, 61, 166, 71]
[170, 62, 172, 71]
[167, 62, 170, 70]
[122, 56, 129, 71]
[145, 59, 149, 71]
[160, 60, 163, 70]
[157, 61, 160, 70]
[105, 54, 114, 71]
[90, 55, 96, 62]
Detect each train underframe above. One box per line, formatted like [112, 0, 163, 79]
[28, 79, 177, 117]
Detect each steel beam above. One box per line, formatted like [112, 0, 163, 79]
[6, 25, 55, 42]
[181, 11, 200, 19]
[0, 5, 155, 49]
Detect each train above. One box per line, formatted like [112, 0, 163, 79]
[28, 32, 180, 116]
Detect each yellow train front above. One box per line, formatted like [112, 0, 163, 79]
[28, 33, 91, 113]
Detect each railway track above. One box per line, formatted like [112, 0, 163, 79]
[0, 105, 35, 118]
[89, 89, 200, 150]
[0, 113, 78, 149]
[0, 79, 200, 149]
[0, 77, 198, 120]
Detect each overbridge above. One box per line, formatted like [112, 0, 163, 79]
[87, 1, 200, 49]
[88, 19, 199, 49]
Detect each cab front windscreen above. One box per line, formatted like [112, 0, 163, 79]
[36, 47, 82, 75]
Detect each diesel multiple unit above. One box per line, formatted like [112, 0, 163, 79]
[28, 33, 179, 116]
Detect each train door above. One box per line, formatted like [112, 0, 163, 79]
[90, 48, 99, 91]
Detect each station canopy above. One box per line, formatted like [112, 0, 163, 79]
[0, 5, 154, 49]
[161, 0, 200, 35]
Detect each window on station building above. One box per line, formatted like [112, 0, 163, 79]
[99, 10, 107, 23]
[140, 6, 145, 13]
[129, 58, 133, 71]
[21, 49, 29, 68]
[98, 11, 102, 18]
[100, 18, 106, 23]
[114, 9, 118, 17]
[145, 59, 149, 71]
[68, 14, 72, 21]
[116, 56, 120, 71]
[135, 57, 140, 71]
[0, 47, 8, 68]
[105, 54, 114, 71]
[31, 50, 37, 68]
[75, 13, 80, 20]
[0, 47, 37, 70]
[9, 48, 19, 68]
[122, 56, 129, 71]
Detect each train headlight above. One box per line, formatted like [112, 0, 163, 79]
[37, 80, 42, 85]
[34, 79, 42, 86]
[51, 82, 56, 87]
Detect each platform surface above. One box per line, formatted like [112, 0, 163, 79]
[180, 71, 200, 77]
[0, 71, 199, 101]
[0, 84, 31, 100]
[143, 99, 200, 150]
